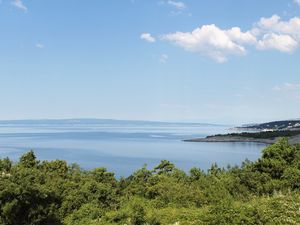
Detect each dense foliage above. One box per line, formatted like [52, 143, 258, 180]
[1, 138, 300, 224]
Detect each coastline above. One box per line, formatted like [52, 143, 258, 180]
[184, 134, 300, 145]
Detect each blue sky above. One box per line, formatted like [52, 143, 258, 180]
[0, 0, 300, 124]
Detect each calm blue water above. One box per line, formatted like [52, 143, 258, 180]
[0, 121, 267, 177]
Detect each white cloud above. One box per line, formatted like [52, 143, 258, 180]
[295, 0, 300, 6]
[167, 0, 186, 10]
[273, 83, 300, 91]
[140, 33, 156, 43]
[11, 0, 27, 12]
[162, 24, 253, 63]
[35, 43, 45, 49]
[257, 33, 298, 53]
[256, 15, 300, 40]
[159, 54, 168, 63]
[254, 15, 300, 53]
[226, 27, 257, 45]
[160, 14, 300, 62]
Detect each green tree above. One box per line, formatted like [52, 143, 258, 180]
[19, 150, 38, 168]
[153, 160, 175, 175]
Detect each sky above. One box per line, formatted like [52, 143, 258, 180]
[0, 0, 300, 124]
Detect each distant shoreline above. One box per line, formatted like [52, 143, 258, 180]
[183, 136, 275, 144]
[184, 134, 300, 145]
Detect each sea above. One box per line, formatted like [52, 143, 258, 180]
[0, 119, 267, 177]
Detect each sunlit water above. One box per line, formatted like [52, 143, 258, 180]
[0, 121, 267, 177]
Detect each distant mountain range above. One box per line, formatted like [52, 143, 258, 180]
[0, 118, 223, 127]
[240, 120, 300, 131]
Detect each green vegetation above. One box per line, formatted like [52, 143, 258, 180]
[1, 138, 300, 224]
[209, 129, 300, 139]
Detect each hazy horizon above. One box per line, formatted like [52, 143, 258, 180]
[0, 117, 233, 126]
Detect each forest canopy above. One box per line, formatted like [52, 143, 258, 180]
[1, 138, 300, 224]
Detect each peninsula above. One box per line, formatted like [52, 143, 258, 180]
[184, 119, 300, 144]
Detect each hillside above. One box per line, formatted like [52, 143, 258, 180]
[186, 119, 300, 144]
[240, 119, 300, 131]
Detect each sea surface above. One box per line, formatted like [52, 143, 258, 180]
[0, 120, 267, 177]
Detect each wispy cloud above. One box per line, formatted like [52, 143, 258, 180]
[35, 43, 45, 49]
[273, 83, 300, 91]
[295, 0, 300, 6]
[166, 0, 186, 10]
[160, 103, 189, 110]
[140, 33, 156, 43]
[159, 54, 168, 63]
[11, 0, 27, 12]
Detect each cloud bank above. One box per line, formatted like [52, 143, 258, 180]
[160, 15, 300, 63]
